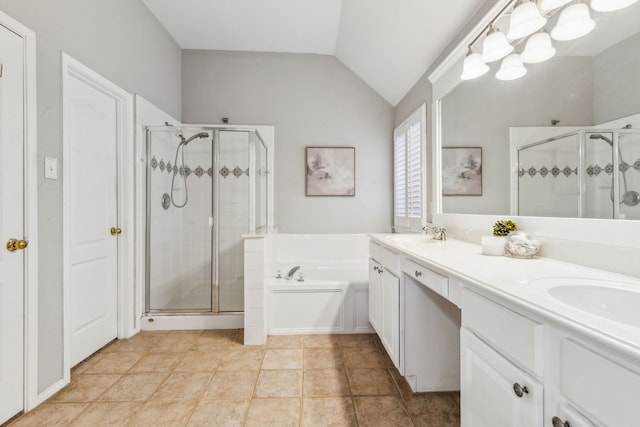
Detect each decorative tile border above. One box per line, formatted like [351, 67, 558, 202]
[150, 155, 249, 179]
[519, 159, 640, 179]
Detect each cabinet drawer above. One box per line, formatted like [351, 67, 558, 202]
[403, 259, 449, 299]
[462, 289, 544, 376]
[369, 241, 381, 262]
[380, 246, 400, 276]
[561, 339, 640, 426]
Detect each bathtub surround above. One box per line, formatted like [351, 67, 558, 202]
[244, 234, 371, 345]
[181, 50, 394, 234]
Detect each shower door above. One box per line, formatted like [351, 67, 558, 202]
[146, 128, 214, 312]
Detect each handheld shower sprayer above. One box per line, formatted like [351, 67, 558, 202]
[180, 132, 210, 146]
[171, 132, 210, 208]
[589, 133, 639, 207]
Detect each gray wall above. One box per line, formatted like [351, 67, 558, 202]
[593, 32, 640, 124]
[0, 0, 181, 392]
[182, 50, 394, 233]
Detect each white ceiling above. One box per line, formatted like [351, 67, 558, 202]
[142, 0, 485, 106]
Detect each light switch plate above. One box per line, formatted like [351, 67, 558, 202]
[44, 157, 58, 180]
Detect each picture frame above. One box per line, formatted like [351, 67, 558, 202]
[305, 146, 355, 196]
[442, 147, 482, 196]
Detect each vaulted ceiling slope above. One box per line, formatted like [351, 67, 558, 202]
[142, 0, 485, 106]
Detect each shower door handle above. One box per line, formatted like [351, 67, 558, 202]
[110, 227, 122, 236]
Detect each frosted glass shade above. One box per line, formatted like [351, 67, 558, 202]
[461, 52, 490, 80]
[482, 27, 514, 62]
[521, 32, 557, 63]
[540, 0, 573, 11]
[507, 1, 547, 40]
[551, 3, 595, 41]
[496, 53, 528, 80]
[591, 0, 639, 11]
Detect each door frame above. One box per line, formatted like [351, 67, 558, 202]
[61, 54, 135, 383]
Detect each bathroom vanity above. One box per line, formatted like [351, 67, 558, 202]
[370, 234, 640, 427]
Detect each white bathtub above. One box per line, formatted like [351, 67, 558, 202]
[266, 264, 372, 335]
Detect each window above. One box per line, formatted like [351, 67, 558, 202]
[394, 104, 426, 230]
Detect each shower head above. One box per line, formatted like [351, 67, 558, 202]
[180, 132, 210, 146]
[589, 133, 613, 146]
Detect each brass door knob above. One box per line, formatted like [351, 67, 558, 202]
[110, 227, 122, 236]
[6, 239, 28, 252]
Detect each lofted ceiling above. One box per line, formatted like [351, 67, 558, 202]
[142, 0, 485, 106]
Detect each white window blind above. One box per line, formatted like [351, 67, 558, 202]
[393, 104, 425, 230]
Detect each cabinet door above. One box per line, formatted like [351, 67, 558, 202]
[461, 328, 543, 427]
[380, 270, 400, 368]
[368, 258, 381, 333]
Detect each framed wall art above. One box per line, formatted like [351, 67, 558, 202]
[305, 147, 355, 196]
[442, 147, 482, 196]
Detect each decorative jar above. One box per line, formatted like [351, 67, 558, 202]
[504, 232, 540, 258]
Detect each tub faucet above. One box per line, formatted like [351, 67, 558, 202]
[285, 266, 300, 280]
[423, 225, 447, 241]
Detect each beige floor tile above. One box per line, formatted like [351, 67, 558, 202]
[219, 348, 264, 370]
[304, 348, 344, 369]
[150, 372, 212, 401]
[203, 370, 259, 400]
[152, 332, 200, 352]
[99, 373, 167, 401]
[404, 391, 461, 427]
[267, 335, 304, 348]
[353, 396, 413, 427]
[348, 368, 398, 396]
[303, 369, 350, 397]
[302, 397, 357, 427]
[49, 374, 121, 403]
[245, 398, 300, 427]
[262, 349, 303, 370]
[9, 403, 87, 427]
[191, 330, 237, 351]
[100, 335, 159, 353]
[128, 400, 197, 427]
[254, 370, 302, 398]
[186, 399, 250, 427]
[72, 353, 104, 375]
[69, 401, 142, 426]
[128, 351, 184, 373]
[303, 334, 339, 348]
[174, 350, 225, 372]
[83, 352, 144, 374]
[333, 334, 376, 348]
[389, 367, 414, 397]
[342, 346, 385, 368]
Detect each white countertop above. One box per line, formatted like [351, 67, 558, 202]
[370, 233, 640, 360]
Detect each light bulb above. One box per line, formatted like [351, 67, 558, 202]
[508, 0, 547, 40]
[550, 3, 595, 41]
[521, 32, 557, 63]
[461, 48, 490, 80]
[496, 53, 528, 80]
[482, 26, 514, 62]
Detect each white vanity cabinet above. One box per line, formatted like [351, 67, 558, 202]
[461, 288, 544, 427]
[368, 257, 381, 333]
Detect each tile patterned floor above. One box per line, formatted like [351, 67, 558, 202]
[7, 330, 460, 426]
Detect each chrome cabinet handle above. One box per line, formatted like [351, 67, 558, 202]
[415, 270, 422, 278]
[513, 382, 529, 398]
[552, 416, 571, 427]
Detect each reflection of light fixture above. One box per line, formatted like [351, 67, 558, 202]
[482, 25, 514, 62]
[508, 0, 547, 40]
[461, 47, 490, 80]
[521, 31, 557, 63]
[539, 0, 573, 11]
[550, 3, 595, 41]
[591, 0, 639, 12]
[496, 53, 528, 80]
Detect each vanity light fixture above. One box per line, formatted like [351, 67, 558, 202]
[539, 0, 573, 11]
[507, 0, 548, 39]
[550, 2, 596, 41]
[521, 31, 557, 63]
[482, 25, 514, 62]
[496, 53, 528, 80]
[461, 47, 490, 80]
[591, 0, 639, 11]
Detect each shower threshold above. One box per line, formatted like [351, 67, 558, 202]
[140, 312, 243, 331]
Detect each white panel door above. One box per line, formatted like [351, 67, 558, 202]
[380, 270, 399, 368]
[0, 24, 25, 423]
[67, 74, 118, 366]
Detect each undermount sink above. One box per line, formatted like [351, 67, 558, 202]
[385, 234, 437, 244]
[534, 278, 640, 328]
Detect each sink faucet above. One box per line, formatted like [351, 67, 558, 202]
[285, 266, 300, 280]
[423, 225, 447, 241]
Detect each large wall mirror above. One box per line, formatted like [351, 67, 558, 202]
[435, 0, 640, 221]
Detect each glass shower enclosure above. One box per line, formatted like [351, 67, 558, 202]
[516, 128, 640, 220]
[145, 126, 269, 314]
